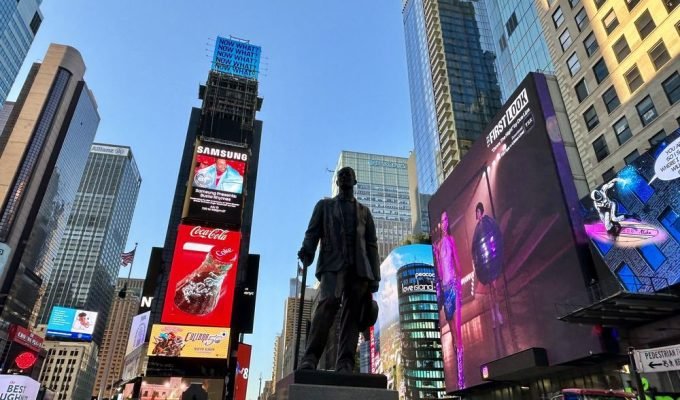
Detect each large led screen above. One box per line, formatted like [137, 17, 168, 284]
[0, 375, 40, 400]
[234, 343, 252, 400]
[429, 73, 603, 392]
[46, 306, 98, 341]
[211, 36, 261, 80]
[185, 141, 248, 227]
[147, 324, 230, 359]
[162, 224, 241, 327]
[122, 376, 224, 400]
[581, 129, 680, 292]
[125, 311, 150, 356]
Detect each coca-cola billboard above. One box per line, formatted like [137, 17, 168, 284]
[184, 140, 248, 227]
[162, 224, 242, 327]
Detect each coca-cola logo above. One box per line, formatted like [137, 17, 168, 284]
[190, 226, 229, 240]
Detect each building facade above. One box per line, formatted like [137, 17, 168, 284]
[535, 0, 679, 187]
[0, 44, 97, 329]
[38, 143, 141, 348]
[332, 151, 412, 260]
[93, 278, 145, 399]
[280, 286, 318, 379]
[402, 0, 502, 194]
[38, 339, 98, 400]
[0, 101, 13, 134]
[0, 0, 42, 106]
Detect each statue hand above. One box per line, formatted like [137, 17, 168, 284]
[369, 280, 379, 293]
[298, 248, 312, 267]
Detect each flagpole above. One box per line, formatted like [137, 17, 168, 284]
[119, 243, 137, 299]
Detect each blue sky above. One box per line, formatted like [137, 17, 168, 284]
[9, 1, 414, 398]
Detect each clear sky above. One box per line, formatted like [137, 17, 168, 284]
[8, 1, 414, 399]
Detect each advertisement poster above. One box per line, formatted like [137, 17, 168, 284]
[234, 343, 252, 400]
[162, 224, 242, 327]
[581, 128, 680, 292]
[121, 346, 144, 382]
[46, 306, 98, 341]
[125, 312, 150, 356]
[0, 375, 40, 400]
[122, 377, 224, 400]
[147, 324, 230, 359]
[373, 244, 436, 397]
[185, 141, 248, 227]
[429, 73, 603, 392]
[211, 36, 261, 80]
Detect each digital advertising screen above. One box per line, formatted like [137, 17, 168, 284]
[372, 244, 435, 394]
[581, 128, 680, 292]
[125, 311, 150, 356]
[429, 73, 603, 392]
[234, 343, 252, 400]
[123, 376, 224, 400]
[147, 324, 230, 359]
[161, 224, 241, 327]
[185, 141, 248, 227]
[121, 345, 144, 382]
[0, 375, 40, 400]
[211, 36, 261, 80]
[46, 306, 98, 341]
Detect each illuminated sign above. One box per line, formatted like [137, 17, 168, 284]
[147, 324, 230, 359]
[184, 140, 249, 227]
[212, 36, 261, 80]
[8, 325, 43, 352]
[125, 312, 150, 356]
[161, 224, 241, 327]
[234, 343, 252, 400]
[128, 377, 224, 400]
[46, 307, 98, 341]
[0, 375, 40, 400]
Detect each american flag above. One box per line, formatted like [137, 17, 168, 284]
[120, 248, 136, 267]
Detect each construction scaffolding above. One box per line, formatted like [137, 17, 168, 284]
[201, 70, 261, 134]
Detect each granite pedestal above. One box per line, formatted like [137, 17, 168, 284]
[275, 370, 397, 400]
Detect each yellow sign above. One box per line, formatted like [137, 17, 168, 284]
[147, 324, 230, 359]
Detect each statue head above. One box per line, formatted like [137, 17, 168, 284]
[336, 167, 357, 191]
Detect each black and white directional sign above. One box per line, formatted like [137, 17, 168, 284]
[634, 344, 680, 373]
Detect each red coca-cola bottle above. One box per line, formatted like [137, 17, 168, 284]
[174, 246, 236, 315]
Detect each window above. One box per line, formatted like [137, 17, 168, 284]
[602, 10, 619, 34]
[624, 65, 643, 93]
[569, 0, 581, 7]
[552, 7, 565, 28]
[506, 12, 519, 36]
[662, 72, 679, 105]
[560, 29, 573, 50]
[602, 85, 620, 113]
[584, 105, 599, 131]
[499, 34, 507, 51]
[638, 244, 666, 271]
[625, 0, 640, 10]
[625, 150, 640, 164]
[584, 32, 599, 56]
[649, 41, 670, 70]
[593, 135, 609, 161]
[664, 0, 678, 12]
[659, 207, 680, 243]
[612, 36, 631, 62]
[635, 10, 656, 39]
[593, 58, 609, 83]
[575, 79, 589, 101]
[567, 53, 581, 76]
[575, 7, 588, 31]
[602, 167, 616, 182]
[636, 96, 658, 126]
[616, 264, 642, 292]
[594, 0, 606, 9]
[29, 12, 41, 35]
[613, 117, 632, 144]
[650, 130, 666, 146]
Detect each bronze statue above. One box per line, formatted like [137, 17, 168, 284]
[297, 166, 380, 373]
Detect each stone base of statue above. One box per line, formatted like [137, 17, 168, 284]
[274, 369, 397, 400]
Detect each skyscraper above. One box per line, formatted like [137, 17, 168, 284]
[280, 286, 318, 379]
[0, 44, 98, 328]
[0, 101, 14, 134]
[536, 0, 679, 186]
[38, 143, 141, 348]
[0, 0, 43, 106]
[93, 278, 145, 399]
[333, 151, 412, 260]
[403, 0, 502, 194]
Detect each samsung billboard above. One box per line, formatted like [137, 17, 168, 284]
[429, 73, 604, 392]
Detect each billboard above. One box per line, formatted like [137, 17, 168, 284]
[121, 345, 144, 382]
[233, 343, 252, 400]
[147, 324, 230, 359]
[0, 375, 40, 400]
[212, 36, 261, 80]
[122, 377, 224, 400]
[429, 73, 603, 392]
[161, 224, 241, 327]
[184, 141, 248, 227]
[581, 129, 680, 292]
[125, 311, 150, 356]
[46, 306, 98, 341]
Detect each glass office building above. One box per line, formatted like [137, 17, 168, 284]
[38, 144, 141, 346]
[402, 0, 502, 193]
[485, 0, 553, 101]
[333, 151, 412, 260]
[0, 0, 42, 106]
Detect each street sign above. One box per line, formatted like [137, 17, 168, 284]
[0, 243, 10, 272]
[634, 344, 680, 373]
